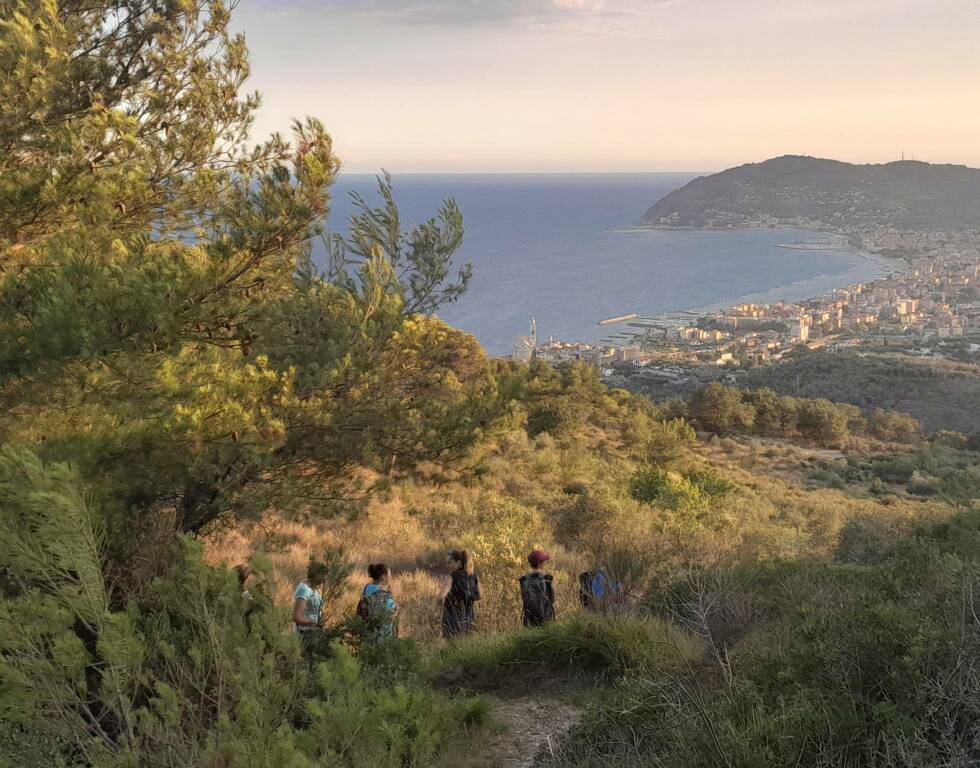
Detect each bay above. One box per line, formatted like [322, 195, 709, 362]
[319, 173, 889, 356]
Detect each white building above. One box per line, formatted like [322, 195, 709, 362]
[512, 317, 537, 362]
[788, 315, 811, 342]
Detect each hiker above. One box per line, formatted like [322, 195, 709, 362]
[440, 549, 481, 639]
[235, 563, 266, 631]
[357, 563, 398, 644]
[578, 569, 597, 610]
[520, 549, 556, 627]
[293, 560, 329, 659]
[579, 567, 621, 612]
[234, 564, 252, 600]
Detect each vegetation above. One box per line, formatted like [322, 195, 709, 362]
[0, 447, 488, 767]
[741, 349, 980, 433]
[685, 382, 920, 447]
[436, 613, 700, 684]
[642, 154, 980, 231]
[544, 516, 980, 767]
[805, 441, 980, 505]
[2, 3, 980, 768]
[0, 2, 490, 764]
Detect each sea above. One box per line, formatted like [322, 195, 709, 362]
[317, 173, 891, 356]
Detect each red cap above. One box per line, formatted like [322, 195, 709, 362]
[528, 549, 550, 567]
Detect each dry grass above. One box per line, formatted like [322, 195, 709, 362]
[203, 489, 588, 642]
[204, 425, 956, 646]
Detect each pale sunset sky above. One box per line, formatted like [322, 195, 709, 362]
[235, 0, 980, 173]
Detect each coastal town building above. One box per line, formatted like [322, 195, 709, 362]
[508, 232, 980, 375]
[511, 317, 537, 362]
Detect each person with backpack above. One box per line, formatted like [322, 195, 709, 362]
[293, 559, 330, 663]
[580, 566, 622, 613]
[357, 563, 398, 644]
[440, 549, 481, 639]
[578, 568, 598, 610]
[292, 560, 326, 632]
[520, 549, 556, 627]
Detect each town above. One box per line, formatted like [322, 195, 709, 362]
[511, 225, 980, 378]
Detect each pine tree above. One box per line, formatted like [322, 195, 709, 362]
[0, 1, 498, 575]
[0, 4, 496, 762]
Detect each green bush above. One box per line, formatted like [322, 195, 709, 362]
[629, 466, 733, 514]
[527, 395, 589, 438]
[918, 508, 980, 560]
[301, 646, 490, 767]
[797, 398, 853, 446]
[869, 409, 921, 442]
[436, 614, 700, 682]
[835, 512, 913, 564]
[550, 538, 980, 768]
[938, 466, 980, 508]
[931, 430, 968, 449]
[0, 448, 484, 768]
[907, 470, 941, 496]
[645, 418, 697, 465]
[689, 382, 756, 435]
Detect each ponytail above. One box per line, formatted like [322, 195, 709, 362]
[450, 548, 474, 574]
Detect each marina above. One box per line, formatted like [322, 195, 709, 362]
[775, 237, 851, 251]
[597, 313, 638, 326]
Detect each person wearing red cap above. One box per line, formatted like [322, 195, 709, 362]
[519, 549, 556, 627]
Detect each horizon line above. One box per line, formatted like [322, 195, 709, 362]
[336, 168, 713, 176]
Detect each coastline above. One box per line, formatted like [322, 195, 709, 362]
[602, 228, 903, 332]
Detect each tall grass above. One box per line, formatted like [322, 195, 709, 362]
[204, 424, 954, 647]
[436, 613, 702, 683]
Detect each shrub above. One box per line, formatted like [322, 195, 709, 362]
[436, 614, 700, 683]
[689, 383, 755, 435]
[797, 398, 852, 446]
[304, 645, 490, 766]
[869, 409, 922, 443]
[527, 395, 588, 438]
[835, 512, 915, 564]
[919, 508, 980, 560]
[629, 467, 733, 515]
[938, 467, 980, 508]
[0, 448, 484, 768]
[559, 545, 980, 768]
[907, 470, 941, 496]
[645, 418, 697, 465]
[932, 430, 968, 449]
[742, 387, 798, 437]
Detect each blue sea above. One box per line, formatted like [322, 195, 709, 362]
[318, 173, 889, 356]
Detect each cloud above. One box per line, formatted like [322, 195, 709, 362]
[249, 0, 683, 28]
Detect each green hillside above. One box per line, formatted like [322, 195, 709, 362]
[642, 154, 980, 231]
[740, 349, 980, 433]
[2, 5, 979, 768]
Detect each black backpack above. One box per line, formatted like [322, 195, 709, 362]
[466, 574, 481, 603]
[452, 572, 480, 605]
[578, 570, 597, 608]
[521, 573, 554, 624]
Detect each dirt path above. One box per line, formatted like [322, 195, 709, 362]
[479, 696, 583, 768]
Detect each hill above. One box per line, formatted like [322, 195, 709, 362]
[641, 155, 980, 232]
[4, 4, 980, 767]
[739, 350, 980, 433]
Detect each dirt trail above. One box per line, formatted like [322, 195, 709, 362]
[480, 696, 583, 768]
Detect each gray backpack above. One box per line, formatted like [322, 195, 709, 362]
[521, 573, 554, 623]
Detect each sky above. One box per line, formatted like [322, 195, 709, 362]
[235, 0, 980, 173]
